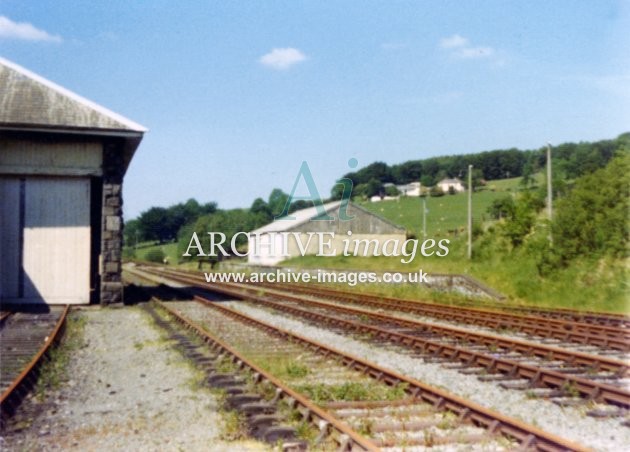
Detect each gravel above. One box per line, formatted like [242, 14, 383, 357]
[227, 300, 630, 452]
[292, 293, 629, 361]
[1, 306, 268, 452]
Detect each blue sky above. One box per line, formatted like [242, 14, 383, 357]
[1, 1, 628, 218]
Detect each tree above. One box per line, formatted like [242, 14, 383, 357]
[519, 160, 535, 189]
[267, 188, 290, 218]
[466, 168, 484, 191]
[365, 178, 384, 197]
[487, 196, 515, 220]
[385, 185, 400, 197]
[250, 198, 272, 219]
[551, 154, 630, 262]
[500, 192, 544, 248]
[420, 174, 435, 187]
[123, 218, 141, 247]
[137, 207, 170, 242]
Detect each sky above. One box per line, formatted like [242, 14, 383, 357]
[1, 1, 629, 219]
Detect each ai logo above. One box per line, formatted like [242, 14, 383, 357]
[275, 158, 358, 221]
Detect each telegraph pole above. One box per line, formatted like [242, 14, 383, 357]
[546, 143, 553, 246]
[467, 164, 473, 260]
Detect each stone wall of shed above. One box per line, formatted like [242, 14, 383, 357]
[100, 143, 124, 304]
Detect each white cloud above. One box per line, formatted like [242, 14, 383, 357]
[259, 47, 307, 70]
[440, 34, 468, 49]
[0, 16, 62, 42]
[440, 34, 494, 60]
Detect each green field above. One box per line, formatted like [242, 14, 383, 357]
[283, 175, 628, 313]
[129, 173, 628, 313]
[359, 190, 506, 238]
[129, 242, 179, 264]
[358, 175, 532, 238]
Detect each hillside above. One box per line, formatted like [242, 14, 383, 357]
[283, 167, 629, 314]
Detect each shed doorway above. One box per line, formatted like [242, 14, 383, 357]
[0, 176, 91, 304]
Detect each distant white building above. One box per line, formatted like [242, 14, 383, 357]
[396, 182, 421, 197]
[248, 201, 406, 266]
[437, 178, 465, 193]
[381, 181, 421, 198]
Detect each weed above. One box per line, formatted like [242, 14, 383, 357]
[36, 312, 86, 400]
[285, 362, 309, 378]
[294, 381, 407, 403]
[356, 418, 374, 436]
[216, 356, 237, 373]
[423, 429, 435, 447]
[219, 410, 248, 441]
[436, 411, 457, 430]
[295, 420, 317, 442]
[561, 381, 580, 398]
[525, 390, 537, 399]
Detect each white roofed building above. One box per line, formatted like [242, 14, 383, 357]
[248, 201, 406, 265]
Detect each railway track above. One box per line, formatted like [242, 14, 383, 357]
[149, 266, 630, 351]
[278, 282, 630, 329]
[136, 266, 630, 413]
[253, 281, 630, 351]
[138, 284, 587, 451]
[149, 263, 629, 328]
[0, 305, 69, 427]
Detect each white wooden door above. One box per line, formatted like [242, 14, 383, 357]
[0, 177, 91, 304]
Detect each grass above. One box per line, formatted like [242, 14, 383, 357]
[127, 241, 180, 264]
[294, 381, 408, 403]
[36, 312, 87, 399]
[271, 174, 628, 314]
[357, 190, 508, 238]
[282, 242, 629, 313]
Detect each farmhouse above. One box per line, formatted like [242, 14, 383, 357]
[0, 57, 146, 305]
[437, 177, 465, 193]
[247, 201, 407, 266]
[384, 181, 422, 197]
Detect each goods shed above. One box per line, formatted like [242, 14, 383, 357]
[248, 201, 407, 266]
[0, 57, 146, 305]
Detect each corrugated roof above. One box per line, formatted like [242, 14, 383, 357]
[251, 200, 406, 234]
[252, 201, 343, 234]
[0, 57, 147, 134]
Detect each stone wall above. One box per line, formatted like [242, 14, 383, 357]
[100, 142, 124, 304]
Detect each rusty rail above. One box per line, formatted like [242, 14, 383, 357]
[190, 294, 588, 451]
[251, 279, 630, 350]
[0, 305, 69, 424]
[138, 267, 630, 409]
[154, 298, 379, 451]
[131, 266, 589, 451]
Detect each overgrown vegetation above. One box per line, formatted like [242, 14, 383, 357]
[331, 133, 625, 199]
[294, 381, 408, 403]
[36, 313, 87, 399]
[126, 133, 629, 312]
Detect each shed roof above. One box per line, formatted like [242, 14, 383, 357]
[253, 201, 343, 234]
[252, 200, 405, 234]
[0, 57, 146, 134]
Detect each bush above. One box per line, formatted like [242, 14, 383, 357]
[385, 185, 400, 197]
[144, 248, 166, 263]
[429, 186, 445, 197]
